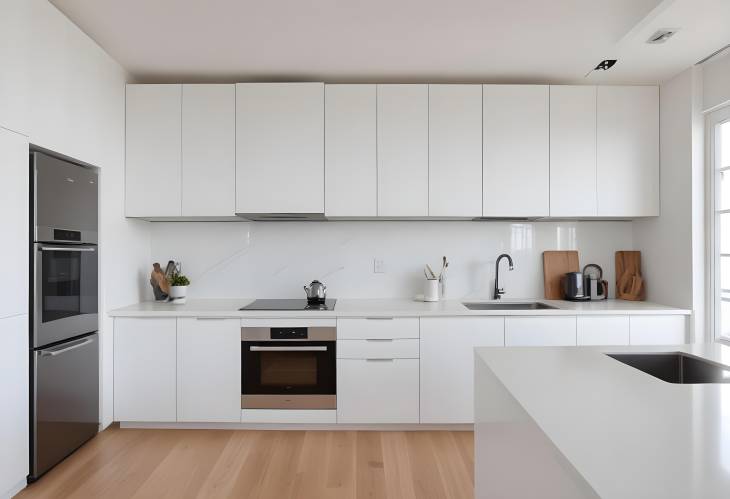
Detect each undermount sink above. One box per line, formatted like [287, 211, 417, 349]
[462, 302, 558, 311]
[607, 353, 730, 384]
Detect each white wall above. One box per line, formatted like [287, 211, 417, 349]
[0, 0, 151, 452]
[703, 51, 730, 112]
[633, 66, 705, 340]
[149, 221, 633, 300]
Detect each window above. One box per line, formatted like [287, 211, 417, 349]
[711, 107, 730, 340]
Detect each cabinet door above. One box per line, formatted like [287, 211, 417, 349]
[324, 85, 376, 217]
[577, 316, 629, 346]
[630, 315, 687, 345]
[177, 318, 240, 422]
[181, 84, 235, 217]
[505, 316, 576, 346]
[235, 83, 324, 214]
[125, 84, 181, 217]
[597, 86, 659, 217]
[377, 84, 429, 216]
[114, 318, 177, 422]
[0, 128, 28, 319]
[420, 317, 504, 424]
[483, 85, 549, 217]
[428, 85, 482, 217]
[337, 359, 419, 423]
[0, 314, 28, 494]
[550, 85, 597, 217]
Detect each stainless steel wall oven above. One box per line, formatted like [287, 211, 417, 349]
[241, 326, 336, 410]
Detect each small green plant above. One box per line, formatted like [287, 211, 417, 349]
[168, 272, 190, 287]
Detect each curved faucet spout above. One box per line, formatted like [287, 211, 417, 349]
[494, 253, 515, 300]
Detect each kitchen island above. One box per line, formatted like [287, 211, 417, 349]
[474, 343, 730, 499]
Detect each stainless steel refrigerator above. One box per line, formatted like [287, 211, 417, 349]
[29, 151, 99, 481]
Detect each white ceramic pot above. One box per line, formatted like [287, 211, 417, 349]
[169, 285, 188, 304]
[424, 279, 439, 302]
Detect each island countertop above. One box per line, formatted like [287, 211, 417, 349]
[474, 343, 730, 499]
[108, 298, 691, 318]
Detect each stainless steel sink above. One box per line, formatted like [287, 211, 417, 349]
[607, 353, 730, 384]
[462, 302, 558, 311]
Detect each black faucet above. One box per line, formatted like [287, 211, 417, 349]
[493, 253, 514, 300]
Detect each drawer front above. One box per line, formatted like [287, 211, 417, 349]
[630, 315, 687, 345]
[577, 316, 630, 346]
[505, 316, 577, 346]
[337, 339, 419, 359]
[337, 358, 419, 424]
[337, 317, 419, 339]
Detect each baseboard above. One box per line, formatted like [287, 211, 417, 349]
[118, 421, 473, 431]
[4, 477, 27, 499]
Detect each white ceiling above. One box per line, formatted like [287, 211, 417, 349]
[50, 0, 730, 84]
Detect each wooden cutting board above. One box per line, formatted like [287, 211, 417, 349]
[543, 251, 580, 299]
[616, 251, 645, 301]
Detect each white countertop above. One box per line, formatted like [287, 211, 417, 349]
[475, 343, 730, 499]
[108, 298, 690, 318]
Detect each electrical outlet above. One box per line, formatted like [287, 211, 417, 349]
[373, 258, 385, 274]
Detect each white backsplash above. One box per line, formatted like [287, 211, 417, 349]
[148, 221, 633, 300]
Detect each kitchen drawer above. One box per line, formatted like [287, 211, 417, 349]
[577, 316, 630, 346]
[337, 317, 419, 340]
[505, 316, 577, 346]
[630, 315, 687, 345]
[337, 339, 419, 359]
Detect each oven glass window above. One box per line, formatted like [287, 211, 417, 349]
[41, 249, 97, 323]
[260, 352, 318, 388]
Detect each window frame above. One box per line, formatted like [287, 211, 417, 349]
[709, 105, 730, 342]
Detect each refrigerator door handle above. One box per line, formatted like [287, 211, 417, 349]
[39, 337, 94, 357]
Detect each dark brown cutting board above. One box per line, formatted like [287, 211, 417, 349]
[543, 251, 579, 299]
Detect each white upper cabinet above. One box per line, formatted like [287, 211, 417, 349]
[181, 84, 235, 217]
[324, 85, 377, 217]
[550, 85, 597, 217]
[597, 86, 659, 217]
[125, 84, 182, 217]
[0, 128, 28, 319]
[235, 83, 325, 215]
[428, 85, 482, 217]
[483, 85, 549, 217]
[377, 84, 429, 217]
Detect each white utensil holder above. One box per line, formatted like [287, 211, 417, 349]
[424, 279, 439, 302]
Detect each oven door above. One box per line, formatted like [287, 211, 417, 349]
[33, 243, 98, 348]
[241, 341, 336, 409]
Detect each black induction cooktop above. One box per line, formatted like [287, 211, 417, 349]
[240, 299, 337, 311]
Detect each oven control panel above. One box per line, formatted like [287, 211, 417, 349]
[271, 327, 308, 340]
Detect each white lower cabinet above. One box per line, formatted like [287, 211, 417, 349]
[420, 317, 504, 424]
[177, 318, 241, 422]
[337, 358, 419, 423]
[505, 316, 577, 346]
[114, 318, 177, 422]
[577, 316, 630, 346]
[630, 315, 687, 345]
[0, 314, 28, 497]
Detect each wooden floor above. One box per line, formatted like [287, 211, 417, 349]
[17, 425, 474, 499]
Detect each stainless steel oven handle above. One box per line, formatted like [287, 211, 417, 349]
[39, 246, 96, 252]
[39, 337, 94, 357]
[249, 346, 328, 352]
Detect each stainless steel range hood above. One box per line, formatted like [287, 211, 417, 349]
[235, 212, 327, 221]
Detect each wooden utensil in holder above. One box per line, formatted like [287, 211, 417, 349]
[615, 251, 645, 301]
[150, 262, 170, 301]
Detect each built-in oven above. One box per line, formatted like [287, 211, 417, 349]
[241, 326, 336, 410]
[33, 242, 98, 348]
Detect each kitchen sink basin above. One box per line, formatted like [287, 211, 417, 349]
[607, 353, 730, 384]
[462, 302, 558, 311]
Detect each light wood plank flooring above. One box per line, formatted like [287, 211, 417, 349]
[17, 425, 474, 499]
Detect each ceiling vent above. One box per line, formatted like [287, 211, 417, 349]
[646, 29, 679, 44]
